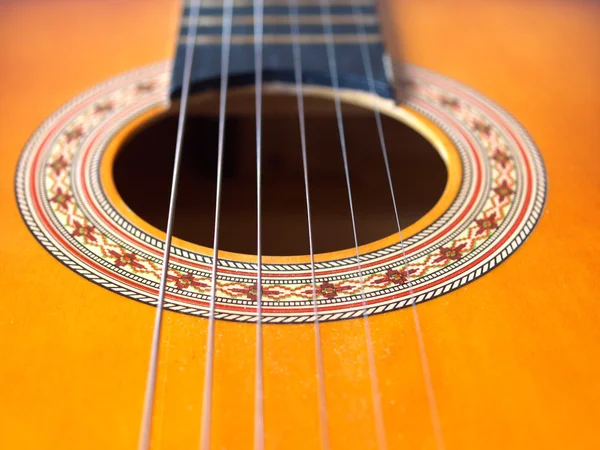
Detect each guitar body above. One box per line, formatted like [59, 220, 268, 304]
[1, 1, 599, 449]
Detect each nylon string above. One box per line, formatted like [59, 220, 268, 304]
[289, 0, 331, 448]
[199, 0, 235, 448]
[253, 0, 266, 448]
[319, 0, 387, 448]
[137, 1, 202, 449]
[142, 3, 442, 450]
[349, 1, 445, 448]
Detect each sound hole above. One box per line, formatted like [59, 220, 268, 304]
[113, 89, 447, 256]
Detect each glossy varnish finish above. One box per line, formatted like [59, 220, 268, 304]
[1, 0, 599, 449]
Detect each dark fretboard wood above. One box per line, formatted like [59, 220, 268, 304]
[170, 0, 397, 100]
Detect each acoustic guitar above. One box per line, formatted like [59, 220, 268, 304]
[1, 0, 599, 448]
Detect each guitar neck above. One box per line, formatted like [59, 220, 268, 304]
[170, 0, 395, 100]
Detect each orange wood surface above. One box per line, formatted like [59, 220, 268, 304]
[1, 0, 599, 449]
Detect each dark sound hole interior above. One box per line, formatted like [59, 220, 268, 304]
[114, 90, 448, 256]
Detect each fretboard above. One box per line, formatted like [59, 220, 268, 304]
[170, 0, 395, 100]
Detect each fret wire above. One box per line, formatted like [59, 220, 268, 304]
[289, 0, 331, 447]
[137, 1, 203, 450]
[178, 34, 381, 44]
[319, 0, 387, 448]
[350, 1, 446, 448]
[199, 0, 235, 448]
[184, 0, 374, 6]
[180, 14, 378, 26]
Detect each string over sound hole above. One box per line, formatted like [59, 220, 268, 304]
[114, 90, 447, 256]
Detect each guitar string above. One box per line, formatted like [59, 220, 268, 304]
[253, 0, 266, 448]
[349, 2, 446, 448]
[137, 1, 202, 449]
[288, 0, 331, 448]
[199, 0, 235, 448]
[318, 0, 387, 448]
[143, 3, 441, 450]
